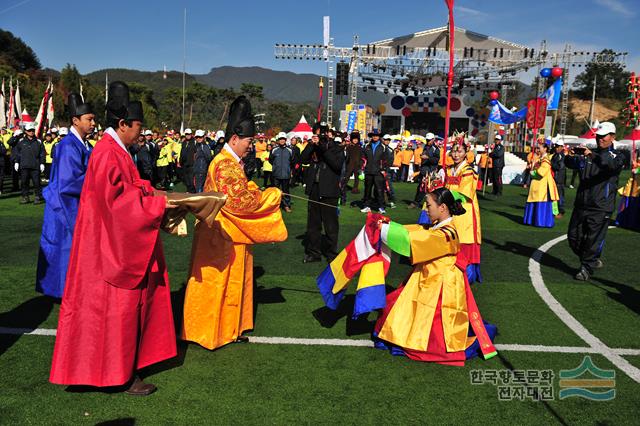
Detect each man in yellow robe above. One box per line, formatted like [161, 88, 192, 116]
[182, 96, 288, 350]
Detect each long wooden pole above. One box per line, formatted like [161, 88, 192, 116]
[443, 0, 455, 171]
[181, 8, 187, 131]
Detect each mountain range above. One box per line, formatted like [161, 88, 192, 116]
[85, 66, 387, 106]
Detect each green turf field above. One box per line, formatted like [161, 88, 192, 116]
[1, 175, 639, 425]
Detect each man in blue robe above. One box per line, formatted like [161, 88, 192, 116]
[36, 93, 96, 298]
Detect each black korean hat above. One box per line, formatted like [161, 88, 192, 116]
[67, 93, 94, 117]
[106, 81, 144, 123]
[225, 96, 255, 138]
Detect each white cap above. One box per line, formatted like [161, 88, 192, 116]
[425, 132, 435, 140]
[144, 129, 153, 136]
[24, 122, 36, 131]
[14, 129, 22, 136]
[50, 127, 58, 133]
[184, 128, 192, 134]
[335, 136, 342, 143]
[495, 134, 503, 140]
[215, 130, 225, 140]
[59, 127, 69, 135]
[276, 131, 287, 140]
[383, 134, 391, 140]
[195, 129, 205, 137]
[595, 121, 616, 136]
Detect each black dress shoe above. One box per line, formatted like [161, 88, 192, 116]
[235, 335, 249, 343]
[303, 255, 321, 263]
[124, 376, 157, 396]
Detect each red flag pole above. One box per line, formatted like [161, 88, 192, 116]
[443, 0, 455, 171]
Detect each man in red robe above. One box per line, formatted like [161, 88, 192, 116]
[50, 82, 176, 396]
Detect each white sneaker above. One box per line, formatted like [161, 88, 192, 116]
[378, 208, 386, 214]
[388, 202, 396, 209]
[360, 207, 371, 213]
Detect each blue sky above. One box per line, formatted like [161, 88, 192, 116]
[1, 0, 638, 80]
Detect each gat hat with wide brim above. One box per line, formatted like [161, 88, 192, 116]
[68, 93, 94, 117]
[106, 81, 144, 123]
[225, 96, 256, 138]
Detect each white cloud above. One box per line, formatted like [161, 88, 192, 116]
[594, 0, 634, 17]
[456, 6, 489, 18]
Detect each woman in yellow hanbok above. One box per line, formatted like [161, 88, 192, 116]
[374, 187, 497, 365]
[445, 139, 482, 283]
[523, 141, 559, 228]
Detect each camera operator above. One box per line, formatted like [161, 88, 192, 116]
[300, 123, 345, 263]
[565, 122, 624, 281]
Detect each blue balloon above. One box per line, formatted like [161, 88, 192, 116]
[540, 68, 552, 78]
[489, 99, 498, 106]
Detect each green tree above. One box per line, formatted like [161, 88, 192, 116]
[129, 82, 159, 129]
[239, 83, 264, 101]
[59, 64, 82, 95]
[0, 29, 41, 72]
[573, 49, 629, 100]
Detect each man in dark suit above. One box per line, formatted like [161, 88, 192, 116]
[300, 125, 345, 263]
[360, 130, 387, 214]
[489, 134, 505, 196]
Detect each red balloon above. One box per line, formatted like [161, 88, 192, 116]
[551, 67, 564, 78]
[489, 91, 500, 100]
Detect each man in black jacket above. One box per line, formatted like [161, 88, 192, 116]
[300, 127, 344, 263]
[381, 134, 396, 208]
[12, 122, 45, 204]
[489, 135, 505, 196]
[360, 130, 387, 214]
[179, 129, 196, 192]
[270, 132, 294, 212]
[551, 140, 566, 217]
[565, 122, 624, 281]
[134, 137, 154, 181]
[193, 129, 213, 192]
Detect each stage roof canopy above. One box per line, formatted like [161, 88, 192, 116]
[372, 26, 530, 52]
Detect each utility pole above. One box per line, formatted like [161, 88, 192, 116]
[588, 74, 597, 127]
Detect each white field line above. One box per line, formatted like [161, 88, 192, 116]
[2, 328, 640, 356]
[528, 230, 640, 383]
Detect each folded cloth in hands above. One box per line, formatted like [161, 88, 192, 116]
[162, 191, 227, 236]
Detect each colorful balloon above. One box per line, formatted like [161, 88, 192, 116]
[551, 67, 564, 78]
[489, 91, 500, 100]
[540, 68, 552, 78]
[489, 99, 498, 106]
